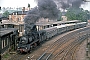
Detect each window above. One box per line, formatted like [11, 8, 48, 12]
[4, 40, 5, 47]
[2, 40, 3, 49]
[2, 39, 5, 48]
[5, 38, 7, 46]
[2, 37, 8, 49]
[7, 37, 8, 45]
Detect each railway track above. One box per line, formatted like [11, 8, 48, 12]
[37, 33, 77, 60]
[37, 27, 90, 60]
[59, 35, 87, 60]
[8, 27, 90, 60]
[59, 30, 90, 60]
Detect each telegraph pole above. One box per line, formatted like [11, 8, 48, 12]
[0, 6, 1, 10]
[86, 34, 89, 56]
[0, 6, 2, 25]
[82, 0, 90, 57]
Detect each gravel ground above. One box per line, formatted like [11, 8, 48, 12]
[75, 40, 86, 60]
[76, 37, 90, 60]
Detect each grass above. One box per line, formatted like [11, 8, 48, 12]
[85, 56, 90, 60]
[3, 53, 10, 58]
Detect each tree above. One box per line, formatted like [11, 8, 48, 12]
[57, 11, 62, 21]
[66, 8, 90, 22]
[3, 10, 9, 18]
[84, 10, 90, 20]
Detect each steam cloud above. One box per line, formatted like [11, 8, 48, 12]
[24, 0, 59, 34]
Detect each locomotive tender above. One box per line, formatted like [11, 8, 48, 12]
[17, 22, 87, 53]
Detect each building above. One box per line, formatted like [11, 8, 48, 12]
[9, 7, 29, 22]
[0, 20, 24, 36]
[0, 28, 19, 56]
[9, 11, 28, 22]
[61, 12, 67, 21]
[88, 20, 90, 25]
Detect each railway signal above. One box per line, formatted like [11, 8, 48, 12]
[0, 6, 1, 10]
[86, 33, 89, 56]
[0, 17, 2, 24]
[86, 48, 88, 56]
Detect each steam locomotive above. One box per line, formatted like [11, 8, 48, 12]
[17, 22, 87, 53]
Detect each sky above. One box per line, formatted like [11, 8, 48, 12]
[0, 0, 90, 11]
[81, 2, 90, 11]
[0, 0, 37, 8]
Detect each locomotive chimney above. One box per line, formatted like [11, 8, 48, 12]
[22, 7, 25, 14]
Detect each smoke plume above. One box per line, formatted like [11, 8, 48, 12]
[24, 0, 85, 35]
[61, 2, 70, 9]
[24, 0, 59, 34]
[24, 7, 40, 24]
[24, 7, 40, 34]
[38, 0, 59, 20]
[71, 0, 84, 8]
[54, 0, 85, 10]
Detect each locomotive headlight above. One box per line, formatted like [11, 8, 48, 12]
[24, 30, 25, 34]
[18, 47, 20, 48]
[26, 47, 27, 49]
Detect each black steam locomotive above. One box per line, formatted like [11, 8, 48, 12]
[17, 32, 40, 53]
[17, 22, 87, 53]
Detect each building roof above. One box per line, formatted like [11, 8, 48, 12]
[0, 28, 18, 37]
[35, 20, 80, 26]
[9, 11, 28, 15]
[1, 17, 9, 20]
[0, 20, 24, 25]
